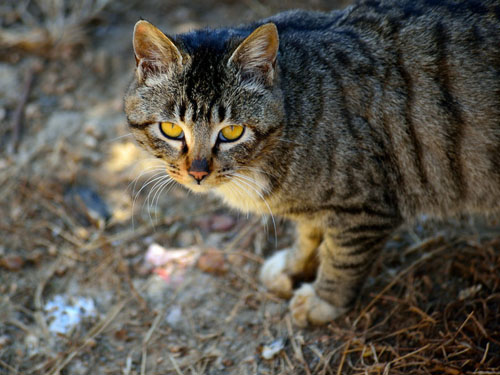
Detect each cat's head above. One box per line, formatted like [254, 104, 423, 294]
[124, 20, 284, 199]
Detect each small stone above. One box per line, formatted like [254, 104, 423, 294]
[24, 334, 39, 356]
[83, 135, 98, 149]
[197, 249, 228, 275]
[458, 284, 482, 300]
[86, 338, 97, 348]
[0, 335, 10, 349]
[68, 359, 89, 375]
[0, 255, 24, 271]
[114, 328, 129, 341]
[25, 103, 41, 119]
[0, 64, 20, 102]
[75, 227, 90, 240]
[165, 306, 182, 327]
[169, 345, 187, 354]
[222, 359, 233, 367]
[227, 253, 247, 267]
[60, 94, 75, 110]
[25, 249, 43, 265]
[177, 231, 195, 247]
[146, 274, 169, 305]
[210, 215, 236, 232]
[260, 338, 285, 360]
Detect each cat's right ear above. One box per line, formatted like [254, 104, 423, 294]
[133, 20, 183, 82]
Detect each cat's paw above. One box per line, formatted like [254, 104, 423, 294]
[259, 249, 293, 299]
[290, 284, 348, 327]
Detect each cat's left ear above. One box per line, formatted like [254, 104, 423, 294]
[228, 23, 279, 85]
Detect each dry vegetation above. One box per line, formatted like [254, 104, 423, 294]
[0, 0, 499, 374]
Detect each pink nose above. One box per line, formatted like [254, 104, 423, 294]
[188, 170, 209, 181]
[188, 158, 210, 183]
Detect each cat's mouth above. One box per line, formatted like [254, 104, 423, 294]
[167, 170, 228, 194]
[167, 166, 270, 203]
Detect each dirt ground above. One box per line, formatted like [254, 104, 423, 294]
[1, 1, 499, 374]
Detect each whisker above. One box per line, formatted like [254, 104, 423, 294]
[132, 173, 168, 229]
[145, 176, 171, 228]
[235, 165, 279, 179]
[127, 167, 166, 193]
[232, 175, 277, 248]
[233, 172, 269, 195]
[229, 178, 252, 213]
[152, 178, 176, 223]
[128, 158, 167, 175]
[106, 133, 134, 143]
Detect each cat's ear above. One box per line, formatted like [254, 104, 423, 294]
[133, 20, 183, 81]
[228, 23, 279, 85]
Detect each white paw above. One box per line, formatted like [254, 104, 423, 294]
[259, 249, 293, 299]
[290, 284, 348, 327]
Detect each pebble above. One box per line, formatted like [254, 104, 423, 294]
[261, 338, 285, 360]
[197, 249, 228, 275]
[210, 214, 236, 232]
[0, 64, 20, 102]
[0, 255, 24, 271]
[0, 335, 10, 349]
[165, 306, 183, 326]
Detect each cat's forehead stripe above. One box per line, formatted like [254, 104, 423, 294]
[179, 99, 228, 125]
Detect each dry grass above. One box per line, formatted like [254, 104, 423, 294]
[1, 0, 112, 59]
[0, 0, 499, 374]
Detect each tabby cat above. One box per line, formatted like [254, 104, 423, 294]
[124, 0, 500, 326]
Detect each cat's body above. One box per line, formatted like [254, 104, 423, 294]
[125, 0, 500, 326]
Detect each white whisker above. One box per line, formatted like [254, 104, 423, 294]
[132, 173, 169, 229]
[128, 167, 166, 193]
[232, 174, 277, 247]
[145, 176, 171, 228]
[152, 178, 176, 223]
[233, 172, 269, 195]
[236, 165, 278, 179]
[106, 133, 134, 143]
[229, 178, 252, 213]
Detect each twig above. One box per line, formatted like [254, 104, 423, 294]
[8, 63, 38, 154]
[141, 308, 165, 375]
[389, 344, 431, 365]
[168, 354, 185, 375]
[479, 342, 490, 366]
[336, 339, 351, 375]
[0, 359, 18, 375]
[285, 315, 311, 375]
[43, 279, 153, 375]
[221, 216, 261, 254]
[354, 243, 451, 327]
[34, 262, 58, 338]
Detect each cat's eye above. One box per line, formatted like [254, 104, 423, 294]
[219, 125, 244, 142]
[160, 121, 184, 140]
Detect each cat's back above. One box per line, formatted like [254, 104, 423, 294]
[268, 0, 500, 219]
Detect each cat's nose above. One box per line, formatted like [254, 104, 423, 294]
[188, 158, 210, 183]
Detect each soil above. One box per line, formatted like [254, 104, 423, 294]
[0, 1, 499, 374]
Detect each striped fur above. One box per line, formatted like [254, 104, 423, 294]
[124, 0, 500, 325]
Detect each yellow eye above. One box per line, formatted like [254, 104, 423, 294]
[219, 125, 244, 142]
[159, 122, 184, 139]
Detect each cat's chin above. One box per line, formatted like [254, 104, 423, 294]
[184, 183, 212, 194]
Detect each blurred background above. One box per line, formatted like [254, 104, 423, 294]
[1, 1, 499, 374]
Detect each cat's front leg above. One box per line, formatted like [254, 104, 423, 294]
[290, 226, 393, 326]
[260, 222, 323, 298]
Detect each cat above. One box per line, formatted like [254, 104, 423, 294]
[124, 0, 500, 327]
